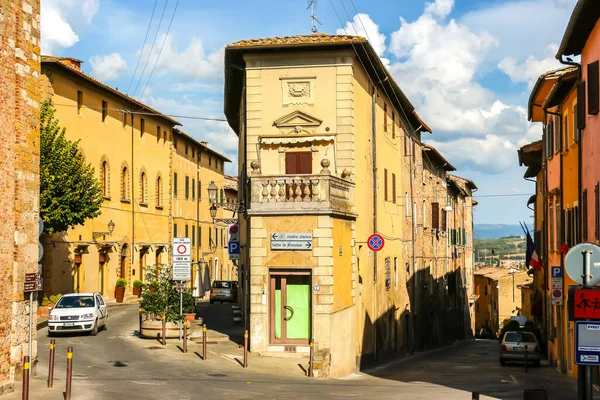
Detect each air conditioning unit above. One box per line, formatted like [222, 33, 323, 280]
[445, 205, 452, 211]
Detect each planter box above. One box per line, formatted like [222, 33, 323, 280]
[115, 286, 125, 303]
[140, 320, 181, 339]
[37, 305, 53, 317]
[185, 313, 196, 322]
[132, 287, 142, 297]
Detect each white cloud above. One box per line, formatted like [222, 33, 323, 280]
[498, 44, 562, 88]
[41, 0, 99, 54]
[424, 0, 454, 19]
[140, 34, 224, 83]
[89, 53, 128, 81]
[336, 14, 387, 62]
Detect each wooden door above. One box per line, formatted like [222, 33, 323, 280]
[270, 271, 311, 345]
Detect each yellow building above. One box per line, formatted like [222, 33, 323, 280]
[224, 34, 476, 377]
[40, 57, 232, 300]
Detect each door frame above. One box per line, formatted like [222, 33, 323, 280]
[269, 268, 312, 345]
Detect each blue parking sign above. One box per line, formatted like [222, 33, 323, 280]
[228, 241, 240, 260]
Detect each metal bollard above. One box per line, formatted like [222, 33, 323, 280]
[162, 315, 166, 346]
[472, 392, 480, 400]
[243, 330, 248, 368]
[309, 339, 314, 377]
[22, 356, 30, 400]
[47, 339, 55, 388]
[139, 308, 143, 332]
[203, 324, 207, 360]
[525, 345, 528, 373]
[183, 321, 188, 353]
[65, 347, 73, 400]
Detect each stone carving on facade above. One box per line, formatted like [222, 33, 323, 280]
[341, 168, 352, 180]
[320, 158, 331, 175]
[250, 160, 261, 175]
[272, 110, 322, 135]
[281, 77, 315, 106]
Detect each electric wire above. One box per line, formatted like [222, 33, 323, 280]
[126, 0, 159, 95]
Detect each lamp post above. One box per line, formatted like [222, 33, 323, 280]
[205, 181, 245, 226]
[92, 220, 115, 240]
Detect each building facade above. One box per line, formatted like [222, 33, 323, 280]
[224, 33, 476, 377]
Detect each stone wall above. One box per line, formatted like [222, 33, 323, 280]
[0, 0, 41, 393]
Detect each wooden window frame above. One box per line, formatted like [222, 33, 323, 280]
[588, 61, 599, 115]
[392, 110, 396, 139]
[384, 169, 388, 201]
[173, 172, 178, 198]
[392, 173, 396, 204]
[102, 100, 108, 122]
[384, 103, 388, 133]
[431, 202, 440, 230]
[77, 91, 83, 114]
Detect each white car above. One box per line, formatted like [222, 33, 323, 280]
[48, 293, 108, 336]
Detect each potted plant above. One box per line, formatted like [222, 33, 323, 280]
[115, 278, 127, 303]
[182, 290, 196, 322]
[132, 280, 143, 297]
[38, 294, 62, 316]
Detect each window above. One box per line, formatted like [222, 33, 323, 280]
[121, 166, 128, 200]
[394, 257, 398, 289]
[547, 119, 555, 156]
[549, 199, 554, 251]
[185, 143, 188, 155]
[583, 189, 588, 242]
[441, 209, 447, 231]
[173, 172, 178, 197]
[102, 100, 108, 122]
[384, 169, 388, 201]
[484, 285, 488, 296]
[578, 81, 587, 129]
[156, 176, 162, 208]
[392, 173, 396, 203]
[220, 189, 224, 204]
[574, 102, 580, 143]
[392, 110, 396, 139]
[174, 223, 178, 238]
[140, 118, 145, 137]
[384, 103, 388, 133]
[192, 179, 195, 199]
[596, 183, 600, 240]
[185, 176, 190, 199]
[423, 200, 427, 228]
[198, 181, 202, 201]
[555, 116, 561, 153]
[185, 225, 189, 239]
[198, 226, 202, 247]
[157, 125, 161, 144]
[140, 171, 147, 204]
[77, 91, 83, 114]
[285, 152, 312, 174]
[564, 114, 569, 149]
[209, 226, 212, 246]
[101, 161, 109, 197]
[209, 156, 212, 166]
[192, 226, 195, 246]
[122, 111, 127, 128]
[588, 61, 599, 115]
[556, 199, 561, 249]
[431, 202, 440, 230]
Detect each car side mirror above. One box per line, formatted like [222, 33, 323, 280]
[48, 306, 53, 311]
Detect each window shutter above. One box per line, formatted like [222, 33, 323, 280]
[549, 119, 554, 154]
[441, 209, 447, 231]
[578, 81, 587, 129]
[583, 189, 588, 242]
[556, 116, 562, 152]
[384, 169, 388, 201]
[431, 202, 440, 230]
[595, 183, 599, 240]
[588, 61, 599, 115]
[574, 105, 580, 143]
[542, 126, 547, 159]
[185, 176, 190, 199]
[392, 173, 396, 203]
[463, 228, 466, 246]
[174, 172, 178, 196]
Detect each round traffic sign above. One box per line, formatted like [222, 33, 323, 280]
[177, 244, 188, 255]
[553, 289, 562, 298]
[367, 234, 384, 252]
[565, 243, 600, 286]
[229, 224, 239, 235]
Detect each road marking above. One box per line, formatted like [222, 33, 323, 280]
[510, 375, 519, 384]
[220, 353, 242, 366]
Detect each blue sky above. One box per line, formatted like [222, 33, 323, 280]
[41, 0, 578, 225]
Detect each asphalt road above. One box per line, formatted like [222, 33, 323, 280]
[4, 304, 595, 400]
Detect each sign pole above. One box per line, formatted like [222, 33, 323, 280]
[581, 250, 592, 400]
[179, 281, 183, 341]
[28, 291, 33, 375]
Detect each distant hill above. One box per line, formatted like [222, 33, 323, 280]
[474, 224, 532, 239]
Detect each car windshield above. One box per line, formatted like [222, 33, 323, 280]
[505, 332, 536, 343]
[213, 281, 232, 289]
[55, 296, 95, 309]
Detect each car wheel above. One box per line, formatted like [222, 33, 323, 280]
[103, 316, 108, 331]
[90, 320, 98, 336]
[500, 359, 506, 366]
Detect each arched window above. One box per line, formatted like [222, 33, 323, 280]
[156, 176, 162, 208]
[100, 160, 109, 197]
[140, 171, 147, 204]
[121, 166, 129, 200]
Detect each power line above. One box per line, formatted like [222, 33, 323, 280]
[126, 0, 159, 95]
[138, 0, 180, 101]
[132, 0, 170, 98]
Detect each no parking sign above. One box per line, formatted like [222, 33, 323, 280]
[367, 234, 384, 252]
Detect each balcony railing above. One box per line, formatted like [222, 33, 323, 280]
[248, 174, 355, 217]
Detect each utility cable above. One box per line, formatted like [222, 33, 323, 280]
[126, 0, 158, 95]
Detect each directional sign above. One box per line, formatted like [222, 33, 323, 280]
[367, 234, 384, 252]
[576, 321, 600, 365]
[271, 232, 313, 241]
[271, 241, 312, 250]
[228, 241, 240, 260]
[175, 282, 186, 294]
[24, 273, 42, 292]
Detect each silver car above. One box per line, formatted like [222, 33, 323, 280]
[209, 280, 238, 304]
[499, 331, 541, 366]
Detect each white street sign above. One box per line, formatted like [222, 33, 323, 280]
[172, 237, 191, 280]
[271, 241, 312, 250]
[173, 255, 191, 262]
[173, 263, 191, 281]
[173, 237, 191, 256]
[271, 232, 312, 241]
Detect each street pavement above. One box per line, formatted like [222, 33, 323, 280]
[2, 303, 597, 399]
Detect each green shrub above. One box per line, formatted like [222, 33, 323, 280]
[140, 264, 196, 322]
[116, 278, 127, 288]
[41, 293, 62, 306]
[133, 280, 143, 288]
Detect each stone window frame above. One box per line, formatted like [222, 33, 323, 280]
[100, 155, 111, 200]
[156, 173, 163, 209]
[120, 161, 130, 202]
[139, 167, 148, 206]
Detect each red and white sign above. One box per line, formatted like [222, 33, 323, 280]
[173, 237, 191, 256]
[574, 289, 600, 320]
[367, 234, 384, 252]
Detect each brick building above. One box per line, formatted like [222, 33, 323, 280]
[0, 0, 41, 394]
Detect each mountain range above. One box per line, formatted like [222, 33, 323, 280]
[474, 224, 533, 239]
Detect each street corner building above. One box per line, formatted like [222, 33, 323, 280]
[223, 33, 477, 377]
[38, 57, 235, 301]
[0, 0, 41, 393]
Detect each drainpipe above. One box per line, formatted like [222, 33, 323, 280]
[409, 135, 416, 354]
[371, 86, 378, 361]
[131, 113, 135, 286]
[196, 152, 200, 293]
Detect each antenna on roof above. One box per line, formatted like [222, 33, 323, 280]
[307, 0, 321, 33]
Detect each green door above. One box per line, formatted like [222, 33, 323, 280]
[270, 273, 311, 344]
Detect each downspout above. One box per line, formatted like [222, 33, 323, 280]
[196, 150, 200, 292]
[409, 135, 416, 354]
[131, 113, 136, 285]
[371, 86, 378, 361]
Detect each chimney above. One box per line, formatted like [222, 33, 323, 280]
[200, 141, 208, 147]
[59, 57, 83, 71]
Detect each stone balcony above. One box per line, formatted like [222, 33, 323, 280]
[248, 174, 356, 218]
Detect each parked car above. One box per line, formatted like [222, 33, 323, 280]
[499, 331, 541, 366]
[210, 281, 238, 304]
[47, 293, 108, 336]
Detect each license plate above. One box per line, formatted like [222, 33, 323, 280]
[63, 322, 75, 327]
[514, 346, 525, 350]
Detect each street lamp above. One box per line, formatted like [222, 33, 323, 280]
[205, 181, 245, 226]
[92, 220, 115, 240]
[207, 181, 218, 204]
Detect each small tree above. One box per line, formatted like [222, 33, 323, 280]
[40, 101, 103, 235]
[140, 264, 195, 322]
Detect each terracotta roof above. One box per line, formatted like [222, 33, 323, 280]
[224, 175, 238, 191]
[227, 33, 366, 48]
[173, 129, 231, 163]
[422, 144, 456, 171]
[556, 0, 600, 57]
[475, 267, 528, 280]
[447, 174, 478, 191]
[41, 56, 181, 126]
[518, 140, 543, 178]
[528, 66, 578, 122]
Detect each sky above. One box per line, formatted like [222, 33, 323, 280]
[40, 0, 579, 225]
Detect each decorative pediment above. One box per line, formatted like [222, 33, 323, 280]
[273, 111, 323, 135]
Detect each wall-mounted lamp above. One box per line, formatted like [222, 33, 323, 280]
[92, 220, 115, 240]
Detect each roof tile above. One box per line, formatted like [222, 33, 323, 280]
[227, 33, 366, 48]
